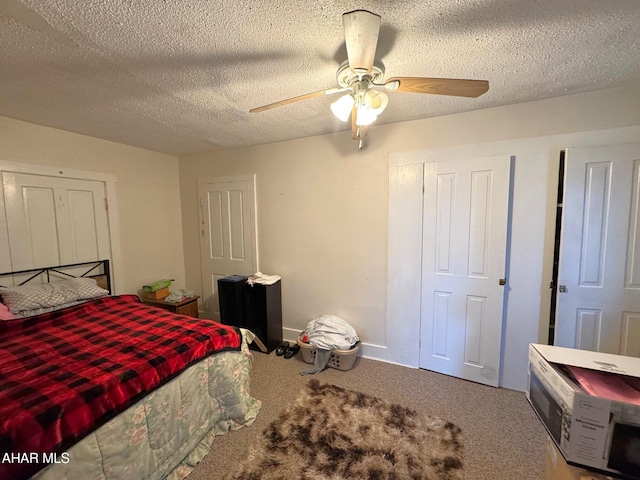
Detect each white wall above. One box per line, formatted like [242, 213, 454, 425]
[180, 85, 640, 391]
[0, 116, 185, 294]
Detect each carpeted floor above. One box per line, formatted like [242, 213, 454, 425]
[188, 350, 547, 480]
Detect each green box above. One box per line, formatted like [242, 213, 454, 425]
[142, 279, 172, 292]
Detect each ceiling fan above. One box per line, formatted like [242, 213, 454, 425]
[250, 9, 489, 148]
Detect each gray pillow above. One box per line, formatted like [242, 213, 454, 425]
[0, 277, 109, 314]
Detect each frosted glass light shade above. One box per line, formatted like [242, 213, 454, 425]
[330, 94, 355, 122]
[364, 90, 388, 114]
[355, 105, 378, 126]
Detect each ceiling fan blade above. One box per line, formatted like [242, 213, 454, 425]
[384, 77, 489, 98]
[343, 9, 381, 73]
[250, 87, 346, 113]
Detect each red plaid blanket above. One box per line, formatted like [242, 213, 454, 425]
[0, 295, 241, 479]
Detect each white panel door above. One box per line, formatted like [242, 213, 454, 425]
[2, 172, 110, 270]
[420, 155, 511, 386]
[555, 143, 640, 356]
[198, 176, 257, 319]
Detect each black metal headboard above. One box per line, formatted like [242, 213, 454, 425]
[0, 260, 111, 293]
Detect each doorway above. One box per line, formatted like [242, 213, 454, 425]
[197, 174, 258, 319]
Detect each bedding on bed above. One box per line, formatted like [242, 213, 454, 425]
[33, 330, 260, 480]
[0, 295, 243, 480]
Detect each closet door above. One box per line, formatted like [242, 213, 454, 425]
[2, 172, 111, 270]
[419, 155, 511, 387]
[555, 143, 640, 355]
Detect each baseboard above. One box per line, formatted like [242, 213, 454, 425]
[282, 327, 417, 369]
[282, 326, 302, 343]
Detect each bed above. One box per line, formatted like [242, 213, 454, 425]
[0, 261, 261, 480]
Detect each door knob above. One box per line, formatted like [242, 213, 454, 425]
[498, 278, 506, 286]
[559, 285, 567, 293]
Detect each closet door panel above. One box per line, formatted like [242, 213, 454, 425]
[2, 172, 110, 270]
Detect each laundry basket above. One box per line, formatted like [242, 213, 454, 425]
[296, 335, 360, 371]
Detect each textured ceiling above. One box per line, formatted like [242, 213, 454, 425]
[0, 0, 638, 156]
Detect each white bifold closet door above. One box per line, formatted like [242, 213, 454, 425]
[2, 172, 111, 271]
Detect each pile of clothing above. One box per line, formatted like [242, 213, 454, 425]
[164, 289, 196, 303]
[300, 314, 359, 375]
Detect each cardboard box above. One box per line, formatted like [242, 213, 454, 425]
[145, 287, 169, 299]
[545, 437, 611, 480]
[527, 344, 640, 478]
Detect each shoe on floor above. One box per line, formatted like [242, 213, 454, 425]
[275, 342, 289, 356]
[284, 343, 300, 359]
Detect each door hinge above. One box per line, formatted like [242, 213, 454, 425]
[104, 198, 108, 211]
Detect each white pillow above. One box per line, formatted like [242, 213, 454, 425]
[0, 278, 109, 315]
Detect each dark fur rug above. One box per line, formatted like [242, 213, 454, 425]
[227, 379, 463, 480]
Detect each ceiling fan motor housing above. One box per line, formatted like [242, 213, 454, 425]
[336, 61, 385, 88]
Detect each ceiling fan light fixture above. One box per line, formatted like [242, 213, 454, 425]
[330, 93, 355, 122]
[364, 89, 388, 114]
[355, 105, 377, 126]
[354, 89, 388, 126]
[355, 97, 376, 126]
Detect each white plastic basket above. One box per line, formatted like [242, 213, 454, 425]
[296, 335, 360, 371]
